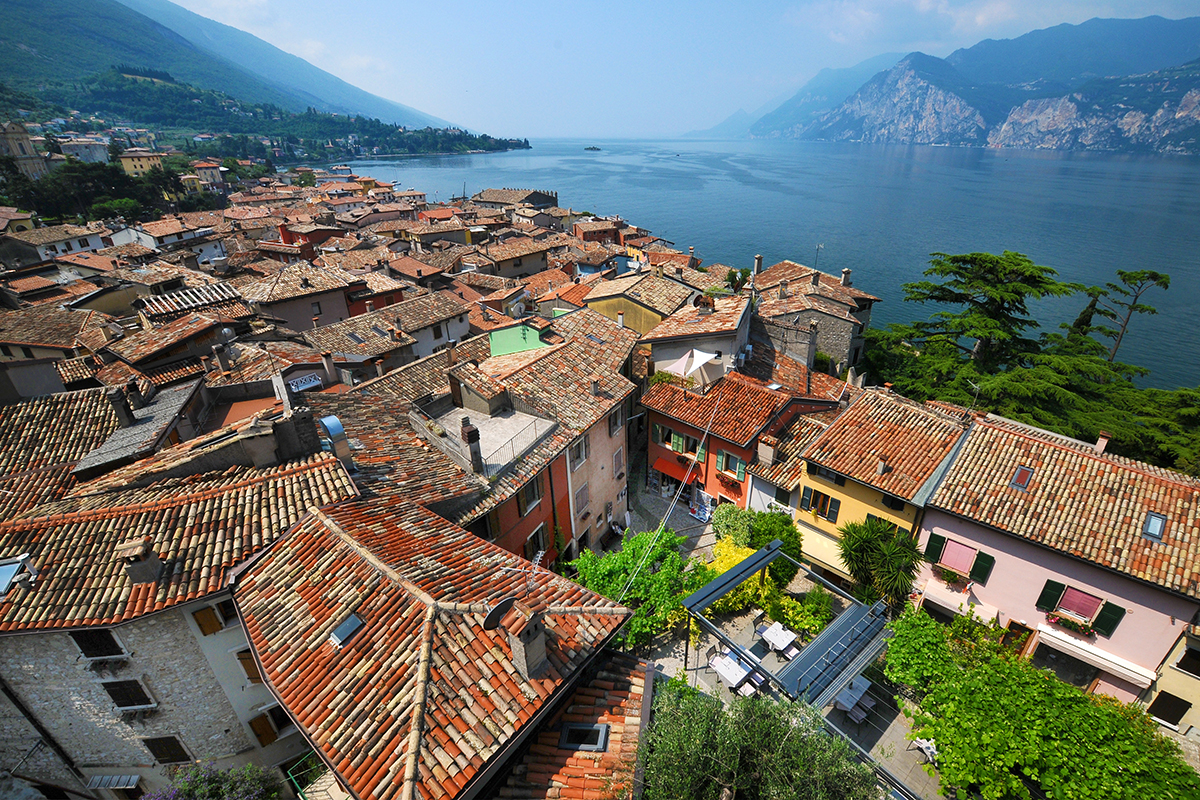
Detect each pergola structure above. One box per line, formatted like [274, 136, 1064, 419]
[681, 539, 890, 706]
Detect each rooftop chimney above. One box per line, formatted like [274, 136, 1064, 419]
[876, 458, 891, 476]
[754, 254, 763, 274]
[841, 268, 852, 287]
[461, 416, 484, 473]
[365, 300, 375, 313]
[106, 386, 137, 428]
[1095, 431, 1111, 454]
[374, 359, 386, 378]
[321, 352, 340, 385]
[300, 276, 311, 288]
[114, 536, 162, 585]
[779, 279, 789, 300]
[446, 339, 457, 367]
[506, 602, 548, 679]
[810, 271, 820, 288]
[591, 377, 601, 396]
[676, 266, 684, 277]
[617, 311, 625, 328]
[124, 380, 146, 410]
[212, 343, 232, 373]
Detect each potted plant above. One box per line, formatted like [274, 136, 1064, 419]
[1045, 612, 1094, 637]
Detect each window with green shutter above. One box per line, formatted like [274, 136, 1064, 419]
[800, 486, 813, 510]
[696, 444, 706, 462]
[1091, 601, 1126, 637]
[923, 533, 946, 563]
[715, 451, 726, 471]
[1035, 580, 1067, 611]
[826, 497, 840, 523]
[735, 459, 746, 481]
[672, 433, 683, 453]
[968, 552, 995, 585]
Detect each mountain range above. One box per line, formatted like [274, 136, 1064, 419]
[694, 16, 1200, 154]
[0, 0, 448, 129]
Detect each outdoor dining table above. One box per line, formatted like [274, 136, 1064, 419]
[833, 675, 872, 711]
[762, 621, 798, 652]
[711, 653, 751, 689]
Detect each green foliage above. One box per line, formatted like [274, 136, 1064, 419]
[836, 517, 921, 608]
[291, 171, 317, 188]
[90, 196, 141, 219]
[570, 529, 712, 649]
[1093, 269, 1171, 362]
[768, 586, 834, 641]
[747, 511, 803, 585]
[143, 762, 284, 800]
[711, 504, 753, 547]
[882, 606, 955, 695]
[812, 351, 833, 374]
[643, 682, 879, 800]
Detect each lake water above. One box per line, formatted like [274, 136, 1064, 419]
[347, 139, 1200, 389]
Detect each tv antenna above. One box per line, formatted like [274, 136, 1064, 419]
[813, 243, 824, 273]
[966, 378, 982, 410]
[498, 550, 545, 595]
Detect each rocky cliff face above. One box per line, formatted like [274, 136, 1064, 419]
[989, 87, 1200, 154]
[805, 57, 988, 145]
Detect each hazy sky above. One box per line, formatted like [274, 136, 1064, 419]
[174, 0, 1200, 137]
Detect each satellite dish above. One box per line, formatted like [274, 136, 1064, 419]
[483, 597, 516, 631]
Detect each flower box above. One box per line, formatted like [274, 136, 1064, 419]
[1045, 612, 1094, 637]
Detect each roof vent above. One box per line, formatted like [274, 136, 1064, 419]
[330, 613, 364, 649]
[1095, 430, 1111, 454]
[114, 537, 162, 585]
[876, 458, 891, 476]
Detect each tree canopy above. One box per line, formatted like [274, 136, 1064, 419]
[836, 517, 921, 607]
[642, 679, 880, 800]
[143, 762, 284, 800]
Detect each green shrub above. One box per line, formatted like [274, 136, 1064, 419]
[711, 504, 753, 546]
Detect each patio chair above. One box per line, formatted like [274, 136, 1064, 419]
[737, 682, 757, 697]
[857, 694, 877, 710]
[781, 643, 800, 661]
[748, 671, 767, 688]
[846, 704, 869, 724]
[705, 644, 719, 662]
[755, 623, 770, 639]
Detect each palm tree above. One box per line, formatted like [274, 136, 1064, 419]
[837, 518, 922, 608]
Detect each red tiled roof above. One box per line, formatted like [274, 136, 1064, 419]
[803, 389, 968, 501]
[0, 454, 357, 631]
[756, 260, 880, 308]
[641, 295, 748, 342]
[747, 412, 839, 491]
[0, 306, 111, 350]
[104, 314, 221, 364]
[355, 335, 492, 404]
[931, 415, 1200, 598]
[640, 372, 793, 448]
[236, 501, 629, 800]
[585, 274, 691, 317]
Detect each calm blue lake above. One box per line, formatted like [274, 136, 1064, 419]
[348, 139, 1200, 389]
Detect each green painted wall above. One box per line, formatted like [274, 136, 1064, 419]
[488, 324, 549, 356]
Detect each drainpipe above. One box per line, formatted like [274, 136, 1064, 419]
[0, 674, 91, 790]
[545, 459, 562, 560]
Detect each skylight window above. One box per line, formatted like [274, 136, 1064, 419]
[329, 613, 364, 649]
[371, 325, 389, 338]
[346, 332, 366, 345]
[559, 723, 610, 752]
[586, 334, 605, 344]
[1143, 512, 1167, 542]
[0, 554, 36, 596]
[1010, 465, 1034, 491]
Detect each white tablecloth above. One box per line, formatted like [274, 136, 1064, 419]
[712, 654, 750, 688]
[763, 621, 797, 652]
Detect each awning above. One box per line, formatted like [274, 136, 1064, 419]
[653, 456, 698, 485]
[1036, 624, 1156, 688]
[686, 350, 718, 376]
[659, 352, 691, 377]
[88, 775, 141, 790]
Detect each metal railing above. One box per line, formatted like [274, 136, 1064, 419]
[481, 417, 557, 478]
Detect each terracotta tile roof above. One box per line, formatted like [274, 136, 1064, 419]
[0, 388, 119, 520]
[94, 242, 156, 261]
[390, 255, 445, 280]
[740, 323, 851, 402]
[930, 415, 1200, 598]
[391, 291, 467, 334]
[453, 272, 516, 293]
[137, 217, 199, 239]
[73, 382, 203, 476]
[4, 275, 57, 294]
[519, 269, 573, 297]
[756, 261, 880, 308]
[0, 454, 357, 631]
[659, 264, 725, 293]
[107, 263, 217, 289]
[6, 223, 96, 246]
[355, 335, 492, 404]
[540, 281, 594, 307]
[545, 307, 640, 375]
[468, 305, 513, 333]
[202, 341, 325, 387]
[304, 308, 417, 357]
[241, 263, 354, 304]
[55, 251, 125, 271]
[756, 291, 861, 325]
[54, 355, 99, 386]
[135, 282, 253, 324]
[236, 500, 627, 800]
[0, 306, 111, 350]
[457, 429, 575, 526]
[496, 652, 649, 800]
[104, 314, 222, 364]
[20, 279, 101, 307]
[491, 343, 636, 433]
[803, 389, 968, 501]
[478, 237, 555, 263]
[641, 295, 749, 342]
[584, 274, 691, 317]
[355, 270, 409, 296]
[640, 372, 794, 448]
[473, 188, 551, 205]
[306, 394, 483, 510]
[141, 357, 206, 386]
[747, 413, 838, 491]
[316, 246, 395, 272]
[574, 220, 621, 233]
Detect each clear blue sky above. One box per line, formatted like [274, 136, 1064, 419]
[176, 0, 1200, 137]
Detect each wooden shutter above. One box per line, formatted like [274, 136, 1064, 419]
[517, 486, 529, 517]
[774, 486, 791, 505]
[736, 459, 746, 481]
[1035, 580, 1067, 611]
[671, 433, 683, 453]
[249, 713, 277, 747]
[806, 462, 817, 474]
[826, 498, 840, 523]
[968, 552, 995, 585]
[696, 444, 706, 462]
[238, 650, 263, 684]
[192, 606, 222, 636]
[834, 474, 846, 486]
[104, 680, 151, 708]
[923, 533, 946, 563]
[800, 486, 813, 510]
[1092, 601, 1126, 637]
[715, 451, 726, 471]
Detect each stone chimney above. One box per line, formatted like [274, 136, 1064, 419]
[106, 386, 137, 428]
[365, 299, 375, 313]
[841, 268, 852, 287]
[124, 380, 147, 410]
[446, 339, 457, 367]
[200, 355, 213, 373]
[506, 603, 548, 680]
[688, 246, 695, 268]
[461, 416, 484, 473]
[114, 536, 162, 586]
[757, 436, 778, 467]
[617, 311, 625, 328]
[779, 279, 789, 299]
[212, 343, 232, 373]
[271, 372, 296, 412]
[805, 320, 819, 372]
[810, 271, 820, 288]
[374, 359, 386, 378]
[321, 353, 340, 385]
[676, 266, 684, 278]
[754, 254, 763, 275]
[1095, 431, 1111, 454]
[591, 377, 601, 396]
